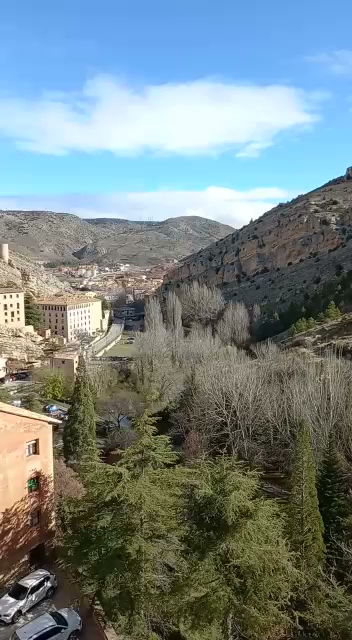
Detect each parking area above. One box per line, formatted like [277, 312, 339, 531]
[0, 568, 103, 640]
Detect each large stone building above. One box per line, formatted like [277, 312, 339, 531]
[0, 288, 25, 328]
[0, 403, 60, 584]
[36, 297, 103, 342]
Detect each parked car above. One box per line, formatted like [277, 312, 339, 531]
[10, 608, 82, 639]
[0, 569, 57, 625]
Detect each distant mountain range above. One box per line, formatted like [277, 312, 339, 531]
[0, 211, 234, 266]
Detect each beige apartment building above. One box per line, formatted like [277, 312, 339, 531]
[0, 403, 60, 584]
[0, 288, 25, 328]
[36, 297, 102, 342]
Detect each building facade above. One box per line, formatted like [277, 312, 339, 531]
[0, 403, 59, 585]
[52, 352, 79, 378]
[0, 288, 25, 328]
[36, 297, 102, 342]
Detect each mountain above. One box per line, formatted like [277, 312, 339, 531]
[163, 167, 352, 313]
[0, 211, 233, 266]
[0, 251, 72, 297]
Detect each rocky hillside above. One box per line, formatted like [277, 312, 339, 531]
[0, 211, 233, 266]
[279, 313, 352, 360]
[163, 168, 352, 312]
[0, 251, 72, 297]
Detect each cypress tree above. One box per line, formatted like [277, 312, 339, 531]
[24, 293, 41, 329]
[63, 355, 97, 464]
[289, 421, 325, 574]
[318, 433, 349, 565]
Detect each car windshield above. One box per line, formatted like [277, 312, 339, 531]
[50, 611, 68, 627]
[8, 583, 28, 600]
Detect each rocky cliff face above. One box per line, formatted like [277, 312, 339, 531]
[0, 252, 72, 297]
[163, 172, 352, 310]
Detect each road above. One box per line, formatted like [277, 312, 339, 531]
[0, 570, 102, 640]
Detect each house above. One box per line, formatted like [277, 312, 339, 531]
[0, 288, 25, 328]
[36, 297, 102, 342]
[0, 403, 60, 584]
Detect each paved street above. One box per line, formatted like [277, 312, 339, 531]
[0, 569, 102, 640]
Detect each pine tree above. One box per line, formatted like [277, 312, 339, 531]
[289, 421, 325, 574]
[318, 433, 349, 565]
[324, 301, 341, 321]
[63, 355, 97, 464]
[24, 293, 41, 329]
[62, 410, 182, 638]
[178, 458, 297, 640]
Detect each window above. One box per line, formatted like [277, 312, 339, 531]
[17, 303, 20, 309]
[29, 509, 41, 527]
[16, 294, 19, 298]
[4, 319, 7, 324]
[10, 303, 13, 308]
[9, 294, 12, 298]
[28, 476, 40, 493]
[11, 311, 14, 318]
[26, 439, 39, 456]
[3, 295, 6, 299]
[62, 360, 66, 364]
[4, 311, 7, 316]
[38, 627, 63, 640]
[4, 304, 7, 310]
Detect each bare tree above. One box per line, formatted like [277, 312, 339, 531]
[179, 281, 224, 326]
[217, 302, 250, 347]
[165, 291, 183, 363]
[144, 296, 165, 333]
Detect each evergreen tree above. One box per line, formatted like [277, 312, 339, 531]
[63, 355, 97, 464]
[24, 293, 41, 329]
[318, 433, 349, 565]
[324, 301, 341, 321]
[22, 392, 43, 413]
[289, 421, 325, 575]
[62, 411, 182, 638]
[43, 371, 66, 401]
[177, 458, 297, 640]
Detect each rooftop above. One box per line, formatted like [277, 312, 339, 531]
[53, 351, 79, 360]
[0, 401, 61, 424]
[36, 296, 100, 305]
[0, 287, 24, 294]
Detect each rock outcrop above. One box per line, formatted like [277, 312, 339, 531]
[0, 326, 45, 361]
[163, 170, 352, 311]
[0, 251, 72, 297]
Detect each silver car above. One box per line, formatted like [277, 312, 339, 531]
[0, 570, 57, 625]
[10, 608, 82, 640]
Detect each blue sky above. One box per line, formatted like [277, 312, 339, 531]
[0, 0, 350, 226]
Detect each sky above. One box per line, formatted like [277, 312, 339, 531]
[0, 0, 351, 228]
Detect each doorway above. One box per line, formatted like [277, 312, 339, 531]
[29, 543, 46, 569]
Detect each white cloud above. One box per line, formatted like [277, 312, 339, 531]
[0, 75, 320, 156]
[307, 50, 352, 75]
[0, 186, 292, 228]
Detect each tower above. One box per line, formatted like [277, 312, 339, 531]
[0, 244, 9, 264]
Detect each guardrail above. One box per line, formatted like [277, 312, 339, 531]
[87, 322, 124, 357]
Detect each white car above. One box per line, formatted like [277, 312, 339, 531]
[10, 608, 82, 639]
[0, 569, 57, 625]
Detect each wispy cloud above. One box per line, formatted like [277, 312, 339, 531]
[307, 50, 352, 75]
[0, 75, 320, 157]
[0, 186, 292, 228]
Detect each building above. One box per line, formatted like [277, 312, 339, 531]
[36, 297, 102, 342]
[52, 352, 79, 378]
[0, 403, 60, 584]
[0, 288, 25, 328]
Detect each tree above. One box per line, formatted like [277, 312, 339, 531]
[144, 296, 164, 333]
[62, 411, 182, 637]
[289, 421, 325, 575]
[178, 458, 297, 640]
[318, 434, 349, 565]
[101, 297, 110, 313]
[24, 293, 41, 329]
[43, 371, 66, 401]
[22, 392, 43, 413]
[217, 302, 250, 347]
[165, 291, 183, 363]
[324, 301, 341, 322]
[0, 386, 10, 403]
[179, 282, 224, 326]
[63, 355, 97, 464]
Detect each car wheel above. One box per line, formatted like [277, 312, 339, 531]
[46, 587, 55, 599]
[11, 611, 21, 624]
[69, 632, 80, 639]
